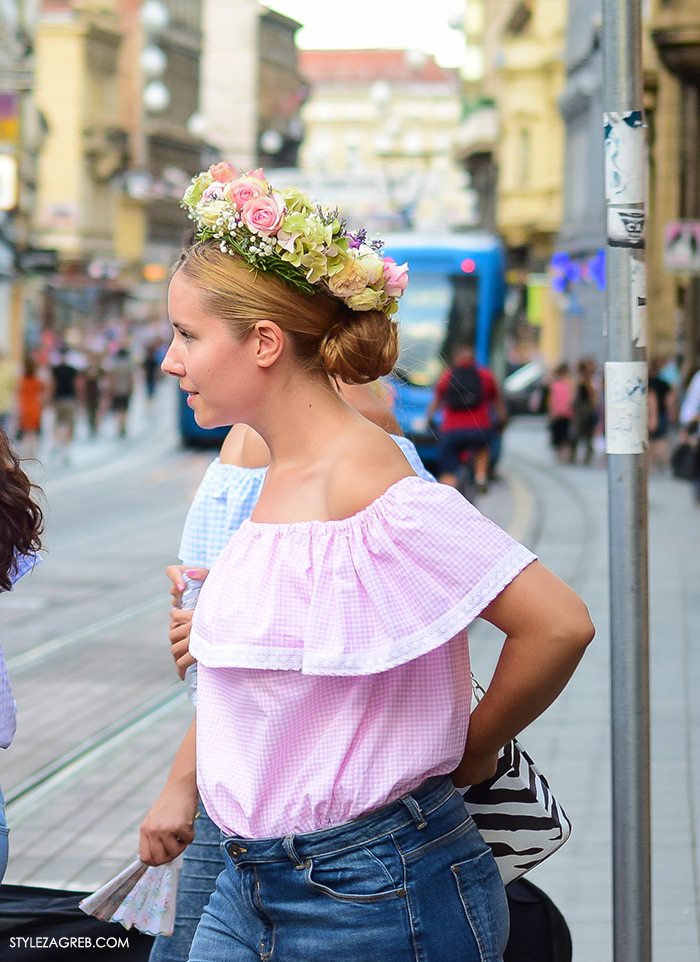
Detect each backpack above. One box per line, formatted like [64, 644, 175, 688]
[444, 364, 484, 410]
[505, 878, 573, 962]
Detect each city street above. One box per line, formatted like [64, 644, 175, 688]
[1, 384, 699, 961]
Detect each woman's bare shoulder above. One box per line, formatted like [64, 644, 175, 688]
[326, 424, 415, 520]
[219, 424, 270, 469]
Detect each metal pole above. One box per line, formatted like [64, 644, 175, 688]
[601, 0, 651, 960]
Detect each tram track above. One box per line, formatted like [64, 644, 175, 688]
[505, 447, 600, 591]
[5, 685, 188, 823]
[6, 594, 167, 675]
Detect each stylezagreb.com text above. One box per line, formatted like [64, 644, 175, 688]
[7, 936, 130, 950]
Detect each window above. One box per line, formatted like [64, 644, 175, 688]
[517, 128, 531, 187]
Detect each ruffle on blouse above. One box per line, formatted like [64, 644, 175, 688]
[189, 476, 536, 676]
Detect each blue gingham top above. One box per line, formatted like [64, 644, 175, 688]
[1, 554, 40, 749]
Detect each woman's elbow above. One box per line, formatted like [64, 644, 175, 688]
[561, 598, 596, 654]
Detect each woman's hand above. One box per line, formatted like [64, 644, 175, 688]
[139, 723, 198, 866]
[164, 565, 209, 677]
[165, 564, 209, 605]
[450, 744, 499, 789]
[169, 607, 196, 678]
[139, 781, 198, 866]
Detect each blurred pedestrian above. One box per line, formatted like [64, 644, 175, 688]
[49, 346, 83, 465]
[570, 359, 599, 465]
[0, 427, 43, 881]
[647, 356, 676, 470]
[16, 356, 45, 458]
[678, 365, 700, 502]
[136, 164, 593, 962]
[0, 350, 18, 435]
[547, 363, 574, 463]
[427, 341, 503, 493]
[143, 342, 160, 403]
[83, 354, 106, 438]
[106, 347, 134, 438]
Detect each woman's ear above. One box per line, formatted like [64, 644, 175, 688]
[253, 320, 285, 368]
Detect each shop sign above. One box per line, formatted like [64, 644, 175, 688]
[16, 248, 59, 274]
[664, 220, 700, 275]
[0, 154, 17, 210]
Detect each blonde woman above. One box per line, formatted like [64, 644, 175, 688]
[154, 164, 594, 961]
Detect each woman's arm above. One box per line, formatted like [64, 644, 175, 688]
[452, 560, 595, 786]
[139, 720, 198, 866]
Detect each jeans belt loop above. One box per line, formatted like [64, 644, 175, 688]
[282, 835, 305, 869]
[400, 792, 428, 829]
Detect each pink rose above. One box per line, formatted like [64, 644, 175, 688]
[227, 175, 267, 209]
[246, 167, 267, 181]
[382, 257, 409, 297]
[241, 191, 285, 236]
[201, 182, 227, 202]
[208, 162, 236, 183]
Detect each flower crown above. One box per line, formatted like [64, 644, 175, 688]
[181, 163, 408, 316]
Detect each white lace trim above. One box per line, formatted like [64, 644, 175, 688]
[191, 544, 535, 676]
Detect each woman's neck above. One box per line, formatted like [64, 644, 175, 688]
[253, 374, 356, 471]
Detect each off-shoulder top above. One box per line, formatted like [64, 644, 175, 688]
[190, 475, 536, 838]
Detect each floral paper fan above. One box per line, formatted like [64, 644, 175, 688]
[79, 855, 183, 936]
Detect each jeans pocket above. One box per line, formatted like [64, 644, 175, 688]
[452, 849, 509, 962]
[303, 840, 405, 904]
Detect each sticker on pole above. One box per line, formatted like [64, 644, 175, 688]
[604, 111, 645, 248]
[630, 255, 647, 347]
[604, 361, 648, 454]
[604, 112, 645, 205]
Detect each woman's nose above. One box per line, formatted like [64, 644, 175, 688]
[161, 343, 182, 377]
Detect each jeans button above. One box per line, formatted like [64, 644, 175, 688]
[227, 843, 247, 858]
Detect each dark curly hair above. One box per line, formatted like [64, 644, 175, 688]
[0, 429, 44, 592]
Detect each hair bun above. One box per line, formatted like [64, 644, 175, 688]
[320, 308, 398, 384]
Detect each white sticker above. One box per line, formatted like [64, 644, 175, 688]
[630, 256, 647, 347]
[604, 361, 648, 454]
[604, 111, 645, 205]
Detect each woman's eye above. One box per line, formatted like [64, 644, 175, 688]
[179, 329, 193, 341]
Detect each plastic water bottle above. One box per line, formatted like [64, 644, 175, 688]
[179, 574, 201, 704]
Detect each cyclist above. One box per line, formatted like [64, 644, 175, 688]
[428, 342, 506, 493]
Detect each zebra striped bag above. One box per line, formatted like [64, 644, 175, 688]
[458, 682, 572, 886]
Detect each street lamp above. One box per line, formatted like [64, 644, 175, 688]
[140, 1, 170, 114]
[143, 81, 170, 112]
[139, 0, 169, 33]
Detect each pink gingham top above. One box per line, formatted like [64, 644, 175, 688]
[190, 475, 536, 838]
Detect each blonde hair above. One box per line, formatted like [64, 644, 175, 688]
[176, 241, 399, 384]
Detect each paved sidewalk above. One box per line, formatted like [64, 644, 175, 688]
[482, 420, 700, 962]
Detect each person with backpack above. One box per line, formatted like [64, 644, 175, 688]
[428, 342, 505, 493]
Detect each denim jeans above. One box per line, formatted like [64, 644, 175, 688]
[0, 783, 8, 884]
[189, 775, 509, 962]
[149, 806, 224, 962]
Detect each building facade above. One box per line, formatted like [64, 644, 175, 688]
[556, 0, 700, 370]
[650, 0, 700, 374]
[33, 0, 130, 330]
[555, 0, 606, 365]
[297, 49, 471, 232]
[200, 0, 304, 172]
[457, 0, 568, 365]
